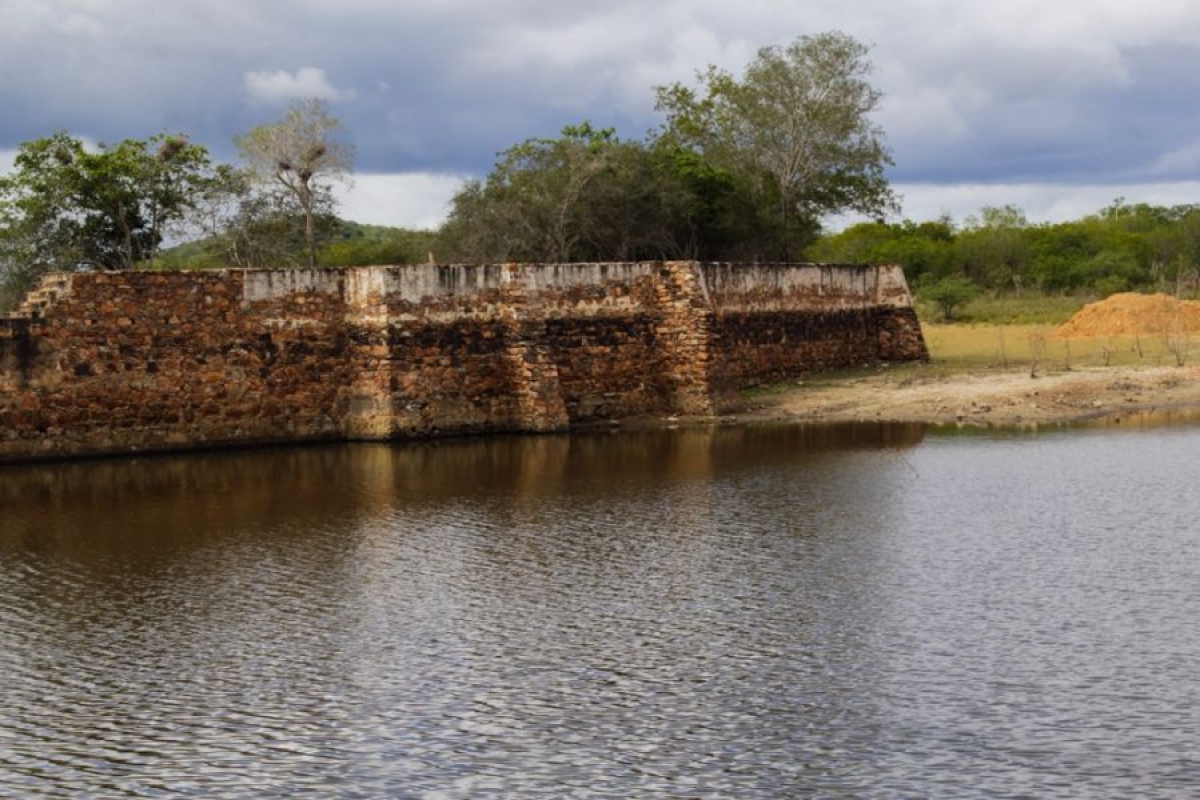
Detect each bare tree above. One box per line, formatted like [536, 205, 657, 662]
[235, 99, 353, 268]
[1028, 332, 1047, 378]
[1164, 316, 1190, 366]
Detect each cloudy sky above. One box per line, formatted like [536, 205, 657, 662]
[4, 0, 1200, 231]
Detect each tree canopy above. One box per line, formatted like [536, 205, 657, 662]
[10, 33, 1200, 316]
[235, 99, 353, 268]
[441, 31, 895, 263]
[0, 131, 213, 298]
[808, 200, 1200, 305]
[0, 101, 363, 305]
[654, 32, 895, 259]
[440, 122, 693, 263]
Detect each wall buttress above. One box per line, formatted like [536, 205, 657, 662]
[498, 269, 569, 432]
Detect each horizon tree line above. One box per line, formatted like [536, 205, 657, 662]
[5, 32, 1200, 311]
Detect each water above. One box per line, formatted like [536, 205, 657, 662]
[1, 423, 1197, 798]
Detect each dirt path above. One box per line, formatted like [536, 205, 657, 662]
[727, 363, 1200, 428]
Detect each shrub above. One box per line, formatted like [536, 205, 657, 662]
[919, 276, 981, 321]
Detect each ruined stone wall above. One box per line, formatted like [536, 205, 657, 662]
[1, 270, 355, 460]
[0, 262, 926, 461]
[700, 263, 927, 390]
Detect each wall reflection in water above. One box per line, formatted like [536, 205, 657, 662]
[0, 422, 947, 797]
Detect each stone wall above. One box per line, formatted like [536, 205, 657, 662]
[0, 262, 927, 461]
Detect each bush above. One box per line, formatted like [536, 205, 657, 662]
[919, 276, 981, 321]
[1093, 275, 1129, 298]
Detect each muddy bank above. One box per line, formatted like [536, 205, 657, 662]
[721, 363, 1200, 428]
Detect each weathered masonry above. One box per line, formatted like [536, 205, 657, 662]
[0, 262, 926, 461]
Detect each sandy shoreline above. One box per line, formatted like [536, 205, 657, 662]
[721, 363, 1200, 429]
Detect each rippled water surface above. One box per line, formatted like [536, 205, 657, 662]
[1, 423, 1198, 798]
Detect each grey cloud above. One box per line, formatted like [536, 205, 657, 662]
[4, 0, 1200, 195]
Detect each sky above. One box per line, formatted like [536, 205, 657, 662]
[4, 0, 1200, 231]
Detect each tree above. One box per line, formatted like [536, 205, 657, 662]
[1145, 206, 1200, 295]
[647, 144, 743, 259]
[806, 217, 957, 286]
[440, 122, 683, 263]
[320, 223, 438, 267]
[957, 205, 1032, 291]
[0, 133, 84, 295]
[0, 131, 213, 303]
[654, 32, 896, 259]
[235, 99, 353, 268]
[920, 276, 981, 321]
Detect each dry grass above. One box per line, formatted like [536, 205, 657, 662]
[738, 319, 1200, 429]
[922, 323, 1188, 371]
[741, 319, 1192, 404]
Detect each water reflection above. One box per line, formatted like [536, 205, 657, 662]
[0, 422, 924, 561]
[2, 422, 1195, 797]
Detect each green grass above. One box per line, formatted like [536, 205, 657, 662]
[915, 292, 1088, 326]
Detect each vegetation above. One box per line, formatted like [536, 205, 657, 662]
[0, 131, 215, 301]
[810, 200, 1200, 303]
[318, 222, 437, 267]
[158, 219, 437, 271]
[439, 122, 679, 262]
[440, 32, 895, 263]
[919, 276, 981, 321]
[1, 101, 364, 305]
[921, 323, 1188, 372]
[234, 99, 353, 268]
[6, 28, 1200, 324]
[916, 293, 1085, 326]
[654, 32, 895, 259]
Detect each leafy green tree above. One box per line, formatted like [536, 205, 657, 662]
[320, 224, 438, 266]
[0, 131, 213, 302]
[492, 121, 621, 262]
[0, 133, 83, 295]
[440, 32, 895, 264]
[440, 122, 682, 263]
[806, 217, 956, 285]
[646, 145, 743, 259]
[1024, 221, 1098, 291]
[955, 205, 1033, 291]
[654, 32, 896, 259]
[805, 220, 897, 263]
[802, 199, 1200, 298]
[575, 135, 683, 260]
[920, 276, 981, 321]
[1144, 205, 1200, 295]
[235, 99, 353, 268]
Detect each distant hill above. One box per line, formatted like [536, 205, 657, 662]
[159, 218, 439, 270]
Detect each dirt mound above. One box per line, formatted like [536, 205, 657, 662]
[1054, 293, 1200, 338]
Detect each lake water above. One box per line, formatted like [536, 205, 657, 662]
[1, 422, 1197, 798]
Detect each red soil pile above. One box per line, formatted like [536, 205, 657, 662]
[1054, 292, 1200, 338]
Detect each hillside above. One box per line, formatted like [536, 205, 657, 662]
[159, 219, 438, 270]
